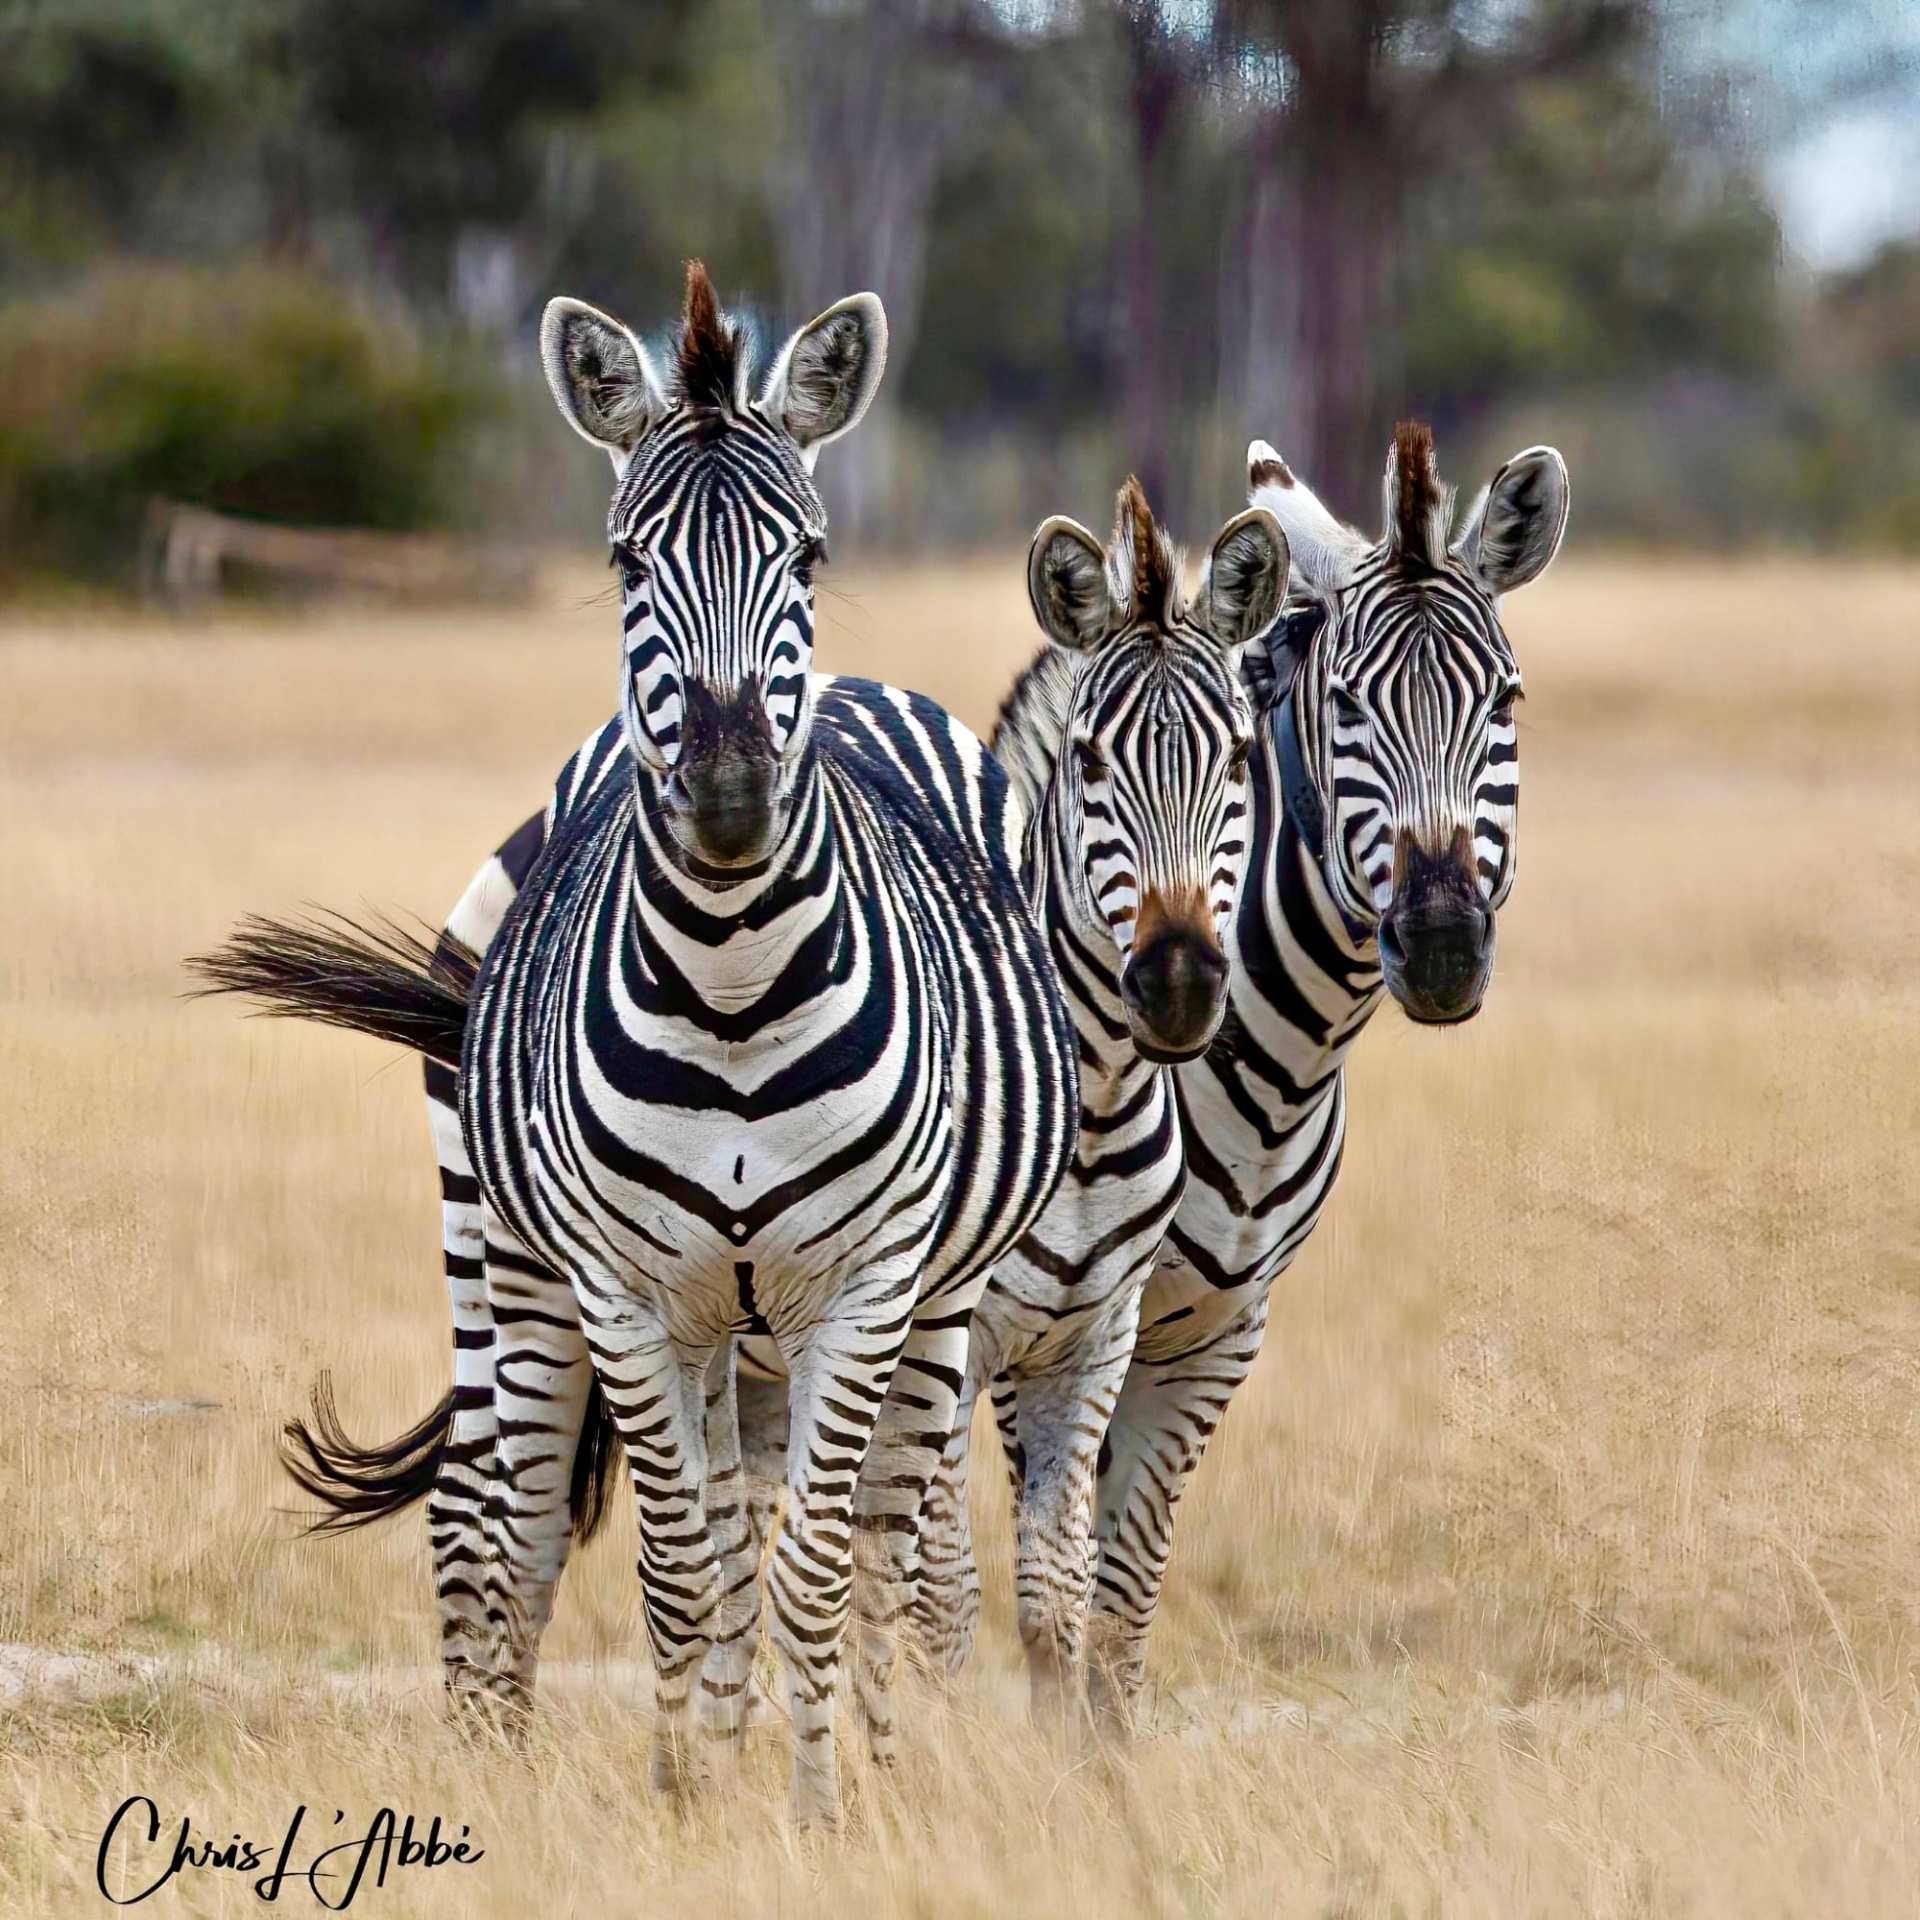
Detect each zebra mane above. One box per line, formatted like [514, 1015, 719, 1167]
[1109, 474, 1185, 625]
[991, 643, 1076, 824]
[1384, 419, 1453, 573]
[674, 258, 745, 410]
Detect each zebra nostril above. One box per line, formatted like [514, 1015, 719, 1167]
[1377, 914, 1407, 969]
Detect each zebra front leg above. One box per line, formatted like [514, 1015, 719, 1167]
[1087, 1292, 1270, 1728]
[851, 1308, 971, 1768]
[461, 1227, 594, 1729]
[583, 1286, 722, 1798]
[768, 1291, 918, 1829]
[1009, 1305, 1137, 1726]
[907, 1365, 981, 1677]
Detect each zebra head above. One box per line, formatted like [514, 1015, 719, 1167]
[1025, 478, 1287, 1063]
[1248, 423, 1569, 1024]
[540, 260, 887, 874]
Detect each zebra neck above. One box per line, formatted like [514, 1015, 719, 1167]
[1228, 788, 1388, 1116]
[624, 755, 846, 1017]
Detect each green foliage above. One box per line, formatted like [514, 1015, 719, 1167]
[0, 267, 487, 583]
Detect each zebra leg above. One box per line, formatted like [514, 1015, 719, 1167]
[693, 1341, 761, 1751]
[696, 1364, 786, 1740]
[907, 1365, 981, 1676]
[850, 1309, 971, 1767]
[584, 1289, 721, 1799]
[768, 1295, 918, 1829]
[1086, 1292, 1271, 1727]
[1009, 1307, 1138, 1726]
[462, 1223, 594, 1725]
[423, 1056, 496, 1703]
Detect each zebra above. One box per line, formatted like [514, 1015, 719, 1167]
[193, 262, 1080, 1827]
[1053, 420, 1572, 1719]
[291, 475, 1285, 1729]
[901, 478, 1287, 1719]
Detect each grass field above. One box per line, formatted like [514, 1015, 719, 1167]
[3, 553, 1918, 1915]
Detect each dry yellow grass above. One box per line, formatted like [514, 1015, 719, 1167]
[3, 553, 1918, 1915]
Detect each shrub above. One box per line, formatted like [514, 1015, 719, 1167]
[0, 266, 490, 585]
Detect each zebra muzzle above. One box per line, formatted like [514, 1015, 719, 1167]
[1121, 895, 1230, 1062]
[1379, 839, 1494, 1024]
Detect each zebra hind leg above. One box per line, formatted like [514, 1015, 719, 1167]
[849, 1310, 971, 1771]
[697, 1363, 786, 1742]
[460, 1222, 596, 1732]
[906, 1367, 981, 1678]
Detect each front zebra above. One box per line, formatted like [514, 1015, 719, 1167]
[909, 479, 1287, 1715]
[200, 263, 1077, 1827]
[1083, 422, 1571, 1717]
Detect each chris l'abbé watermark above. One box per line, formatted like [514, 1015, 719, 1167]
[95, 1797, 485, 1907]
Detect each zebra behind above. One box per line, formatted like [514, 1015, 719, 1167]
[195, 263, 1079, 1827]
[907, 479, 1286, 1716]
[1076, 422, 1571, 1716]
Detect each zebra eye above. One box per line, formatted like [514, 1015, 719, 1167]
[794, 536, 827, 588]
[1492, 680, 1523, 721]
[1330, 685, 1367, 728]
[611, 542, 647, 593]
[1074, 741, 1106, 783]
[1227, 740, 1252, 779]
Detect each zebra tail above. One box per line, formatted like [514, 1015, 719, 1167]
[280, 1373, 453, 1535]
[184, 911, 474, 1067]
[284, 1372, 623, 1543]
[569, 1374, 623, 1545]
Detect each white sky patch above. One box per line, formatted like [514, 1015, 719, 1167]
[1770, 103, 1920, 270]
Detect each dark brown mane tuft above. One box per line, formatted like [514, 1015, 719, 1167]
[675, 258, 741, 409]
[1114, 474, 1177, 622]
[1389, 419, 1446, 569]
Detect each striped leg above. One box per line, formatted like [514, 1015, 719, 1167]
[584, 1291, 722, 1798]
[1009, 1302, 1139, 1723]
[850, 1310, 972, 1767]
[1087, 1292, 1270, 1726]
[693, 1341, 763, 1750]
[463, 1222, 594, 1721]
[768, 1286, 919, 1828]
[696, 1367, 785, 1740]
[907, 1368, 981, 1676]
[423, 1056, 497, 1700]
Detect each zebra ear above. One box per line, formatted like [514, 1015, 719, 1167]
[1246, 439, 1365, 599]
[540, 298, 666, 472]
[1027, 516, 1114, 652]
[1201, 507, 1289, 649]
[1453, 447, 1569, 596]
[759, 293, 888, 467]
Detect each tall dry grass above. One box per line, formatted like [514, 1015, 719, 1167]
[2, 554, 1918, 1915]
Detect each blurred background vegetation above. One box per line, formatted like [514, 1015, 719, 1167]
[1, 0, 1915, 585]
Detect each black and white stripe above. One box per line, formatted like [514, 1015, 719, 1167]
[201, 267, 1079, 1829]
[1084, 424, 1571, 1716]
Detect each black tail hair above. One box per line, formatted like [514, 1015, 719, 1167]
[185, 910, 475, 1067]
[280, 1373, 623, 1545]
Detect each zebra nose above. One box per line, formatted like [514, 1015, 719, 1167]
[1120, 931, 1230, 1063]
[669, 753, 778, 866]
[1378, 894, 1494, 1023]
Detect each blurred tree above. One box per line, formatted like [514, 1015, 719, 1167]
[1211, 0, 1640, 519]
[262, 0, 702, 327]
